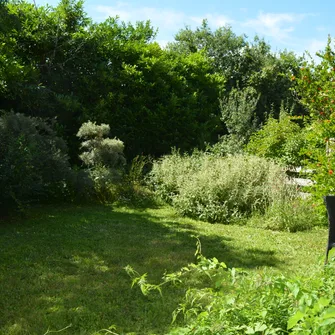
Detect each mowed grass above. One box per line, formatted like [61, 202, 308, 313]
[0, 204, 328, 335]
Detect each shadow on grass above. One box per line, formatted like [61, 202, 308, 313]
[0, 204, 281, 335]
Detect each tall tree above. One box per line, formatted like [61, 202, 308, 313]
[169, 21, 303, 125]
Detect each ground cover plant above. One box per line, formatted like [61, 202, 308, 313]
[0, 204, 327, 334]
[131, 246, 335, 335]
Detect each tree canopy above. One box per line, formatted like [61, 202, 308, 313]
[0, 0, 302, 160]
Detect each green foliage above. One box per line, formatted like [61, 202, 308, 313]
[206, 133, 246, 156]
[149, 151, 296, 224]
[148, 149, 206, 203]
[0, 0, 302, 161]
[84, 45, 225, 157]
[77, 121, 126, 169]
[0, 112, 72, 211]
[217, 85, 260, 153]
[292, 37, 335, 210]
[76, 121, 126, 203]
[220, 86, 260, 139]
[250, 197, 323, 232]
[169, 21, 303, 124]
[127, 243, 335, 335]
[246, 110, 306, 167]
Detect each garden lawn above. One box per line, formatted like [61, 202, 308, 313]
[0, 204, 328, 335]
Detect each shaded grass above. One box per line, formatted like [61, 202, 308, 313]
[0, 204, 328, 335]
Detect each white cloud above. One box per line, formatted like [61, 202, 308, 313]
[243, 12, 307, 42]
[94, 3, 233, 35]
[95, 3, 188, 30]
[92, 3, 320, 57]
[205, 14, 234, 28]
[305, 39, 327, 55]
[156, 39, 170, 48]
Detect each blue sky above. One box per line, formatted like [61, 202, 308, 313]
[31, 0, 335, 56]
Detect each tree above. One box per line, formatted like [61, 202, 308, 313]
[170, 22, 303, 126]
[293, 37, 335, 205]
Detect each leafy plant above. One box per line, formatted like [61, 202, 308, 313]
[149, 151, 299, 225]
[0, 112, 72, 212]
[77, 121, 126, 169]
[249, 196, 323, 232]
[77, 121, 126, 203]
[126, 242, 335, 335]
[246, 109, 306, 167]
[292, 37, 335, 212]
[220, 85, 260, 145]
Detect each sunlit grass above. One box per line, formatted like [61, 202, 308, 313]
[0, 204, 328, 334]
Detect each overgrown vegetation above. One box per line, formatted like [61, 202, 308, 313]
[149, 151, 322, 230]
[127, 242, 335, 335]
[246, 110, 306, 167]
[2, 0, 335, 334]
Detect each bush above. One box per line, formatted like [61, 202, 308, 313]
[171, 254, 335, 335]
[206, 134, 245, 156]
[0, 112, 73, 212]
[148, 149, 206, 203]
[76, 121, 126, 202]
[149, 151, 295, 224]
[220, 86, 260, 142]
[246, 111, 306, 167]
[77, 121, 126, 169]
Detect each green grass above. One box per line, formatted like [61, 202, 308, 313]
[0, 204, 328, 335]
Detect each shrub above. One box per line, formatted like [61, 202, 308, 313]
[220, 86, 260, 142]
[206, 134, 245, 156]
[76, 121, 126, 202]
[216, 86, 260, 155]
[0, 112, 73, 212]
[171, 254, 335, 335]
[77, 121, 126, 169]
[148, 149, 206, 203]
[149, 151, 295, 224]
[246, 111, 306, 167]
[298, 116, 335, 217]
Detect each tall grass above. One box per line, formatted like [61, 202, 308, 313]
[149, 151, 321, 230]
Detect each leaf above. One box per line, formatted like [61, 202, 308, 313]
[220, 261, 227, 268]
[322, 307, 335, 320]
[318, 297, 331, 308]
[288, 310, 306, 330]
[245, 326, 256, 334]
[254, 323, 267, 332]
[320, 318, 335, 327]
